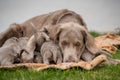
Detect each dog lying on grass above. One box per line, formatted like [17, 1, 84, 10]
[41, 40, 62, 64]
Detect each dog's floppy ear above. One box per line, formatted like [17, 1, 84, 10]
[52, 26, 62, 43]
[48, 24, 62, 43]
[81, 27, 100, 54]
[54, 27, 62, 43]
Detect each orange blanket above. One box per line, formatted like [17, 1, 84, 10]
[0, 55, 107, 71]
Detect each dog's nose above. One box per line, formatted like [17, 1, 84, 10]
[64, 56, 79, 63]
[65, 60, 72, 63]
[65, 59, 78, 63]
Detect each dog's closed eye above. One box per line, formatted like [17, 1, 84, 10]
[74, 42, 81, 47]
[61, 41, 69, 46]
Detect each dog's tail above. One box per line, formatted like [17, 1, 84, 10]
[30, 22, 41, 38]
[106, 57, 120, 65]
[99, 50, 112, 57]
[30, 22, 38, 34]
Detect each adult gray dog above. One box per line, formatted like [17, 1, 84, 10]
[0, 9, 109, 63]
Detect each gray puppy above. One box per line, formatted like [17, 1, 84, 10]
[33, 51, 43, 63]
[0, 37, 22, 66]
[0, 37, 28, 66]
[41, 40, 62, 64]
[21, 23, 50, 63]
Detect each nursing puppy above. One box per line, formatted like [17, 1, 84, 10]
[33, 51, 43, 63]
[0, 37, 28, 66]
[21, 24, 50, 63]
[18, 37, 29, 49]
[0, 37, 22, 66]
[41, 40, 62, 64]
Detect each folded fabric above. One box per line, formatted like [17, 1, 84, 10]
[0, 55, 107, 71]
[95, 33, 120, 54]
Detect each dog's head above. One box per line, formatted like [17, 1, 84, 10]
[49, 22, 100, 62]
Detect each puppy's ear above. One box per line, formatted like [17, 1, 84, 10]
[81, 27, 100, 54]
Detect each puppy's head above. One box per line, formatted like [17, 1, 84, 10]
[30, 23, 50, 46]
[19, 49, 33, 63]
[3, 37, 18, 46]
[50, 22, 100, 62]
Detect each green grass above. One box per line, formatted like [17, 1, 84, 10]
[90, 31, 100, 37]
[0, 65, 120, 80]
[0, 32, 120, 80]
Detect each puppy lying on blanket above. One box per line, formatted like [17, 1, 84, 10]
[33, 51, 43, 63]
[41, 40, 62, 64]
[21, 23, 63, 64]
[21, 24, 50, 63]
[0, 37, 28, 66]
